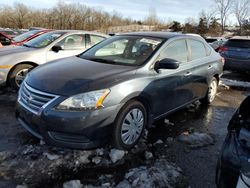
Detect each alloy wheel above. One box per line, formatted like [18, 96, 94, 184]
[15, 68, 30, 87]
[208, 79, 218, 102]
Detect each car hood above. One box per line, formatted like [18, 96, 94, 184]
[26, 56, 137, 96]
[0, 46, 34, 56]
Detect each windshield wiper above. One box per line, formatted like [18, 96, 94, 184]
[85, 57, 117, 64]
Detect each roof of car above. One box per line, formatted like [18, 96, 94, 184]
[119, 32, 202, 39]
[50, 30, 109, 37]
[230, 36, 250, 40]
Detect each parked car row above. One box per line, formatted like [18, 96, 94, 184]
[0, 30, 108, 89]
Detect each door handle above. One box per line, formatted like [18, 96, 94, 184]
[184, 72, 192, 77]
[208, 65, 213, 70]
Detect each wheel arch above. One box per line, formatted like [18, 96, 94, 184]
[7, 61, 38, 85]
[119, 92, 154, 128]
[213, 73, 220, 83]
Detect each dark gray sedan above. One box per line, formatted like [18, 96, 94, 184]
[16, 32, 224, 149]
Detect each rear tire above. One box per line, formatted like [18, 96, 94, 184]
[112, 101, 147, 150]
[8, 64, 34, 90]
[200, 77, 218, 105]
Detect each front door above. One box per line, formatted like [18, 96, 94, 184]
[46, 34, 87, 62]
[153, 39, 194, 117]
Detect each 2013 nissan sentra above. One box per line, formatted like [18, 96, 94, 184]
[16, 32, 224, 150]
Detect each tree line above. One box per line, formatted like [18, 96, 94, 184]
[0, 0, 249, 36]
[0, 1, 136, 32]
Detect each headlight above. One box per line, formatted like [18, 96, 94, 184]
[56, 89, 110, 111]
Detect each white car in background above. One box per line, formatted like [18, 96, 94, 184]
[0, 30, 108, 89]
[205, 37, 226, 52]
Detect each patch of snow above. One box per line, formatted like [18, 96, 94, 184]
[144, 151, 153, 160]
[109, 149, 125, 163]
[92, 156, 102, 165]
[178, 132, 215, 148]
[221, 78, 250, 88]
[116, 159, 186, 188]
[154, 139, 164, 145]
[16, 185, 28, 188]
[63, 180, 82, 188]
[164, 119, 174, 126]
[43, 152, 60, 161]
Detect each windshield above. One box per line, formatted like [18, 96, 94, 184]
[24, 31, 65, 48]
[13, 30, 41, 42]
[80, 35, 164, 66]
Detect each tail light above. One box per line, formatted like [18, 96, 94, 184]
[218, 46, 228, 53]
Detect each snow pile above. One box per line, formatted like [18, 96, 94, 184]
[109, 149, 125, 163]
[178, 132, 215, 148]
[116, 159, 186, 188]
[221, 78, 250, 89]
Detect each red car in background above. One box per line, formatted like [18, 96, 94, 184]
[0, 31, 13, 46]
[10, 29, 52, 46]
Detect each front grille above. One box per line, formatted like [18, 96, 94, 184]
[19, 82, 58, 114]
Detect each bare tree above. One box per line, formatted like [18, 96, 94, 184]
[214, 0, 233, 34]
[233, 0, 250, 35]
[145, 7, 158, 25]
[199, 9, 217, 28]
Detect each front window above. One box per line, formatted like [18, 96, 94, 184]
[161, 40, 188, 63]
[80, 36, 164, 66]
[12, 30, 40, 42]
[23, 31, 65, 48]
[55, 34, 86, 50]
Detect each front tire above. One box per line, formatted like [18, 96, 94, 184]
[201, 77, 218, 105]
[112, 101, 147, 150]
[8, 64, 34, 90]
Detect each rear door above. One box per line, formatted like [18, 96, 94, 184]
[187, 39, 213, 99]
[46, 34, 87, 62]
[153, 39, 194, 116]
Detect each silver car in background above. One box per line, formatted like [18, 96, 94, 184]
[0, 30, 108, 89]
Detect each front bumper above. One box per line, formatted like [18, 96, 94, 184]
[16, 98, 123, 149]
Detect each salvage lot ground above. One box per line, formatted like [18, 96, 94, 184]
[0, 72, 250, 188]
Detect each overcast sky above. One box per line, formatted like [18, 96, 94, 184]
[0, 0, 233, 23]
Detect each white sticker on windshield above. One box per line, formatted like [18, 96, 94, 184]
[51, 34, 61, 38]
[140, 38, 161, 45]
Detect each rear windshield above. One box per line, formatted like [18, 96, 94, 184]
[225, 39, 250, 48]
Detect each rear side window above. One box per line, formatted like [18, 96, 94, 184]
[90, 35, 105, 46]
[225, 39, 250, 48]
[189, 39, 207, 60]
[161, 40, 188, 63]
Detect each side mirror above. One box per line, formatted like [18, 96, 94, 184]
[155, 58, 179, 70]
[51, 45, 63, 53]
